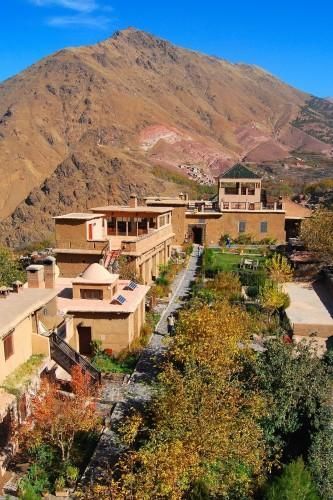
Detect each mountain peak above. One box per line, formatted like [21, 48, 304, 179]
[107, 27, 176, 52]
[0, 29, 332, 245]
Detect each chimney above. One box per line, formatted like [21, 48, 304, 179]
[26, 265, 45, 289]
[12, 281, 23, 294]
[0, 286, 10, 299]
[129, 194, 138, 208]
[44, 256, 57, 289]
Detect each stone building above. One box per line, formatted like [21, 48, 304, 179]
[56, 263, 149, 356]
[54, 195, 174, 285]
[0, 258, 149, 481]
[146, 164, 311, 245]
[53, 212, 109, 278]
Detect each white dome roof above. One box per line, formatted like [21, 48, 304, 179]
[81, 263, 116, 283]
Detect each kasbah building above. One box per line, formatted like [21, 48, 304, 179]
[0, 163, 310, 480]
[54, 163, 311, 283]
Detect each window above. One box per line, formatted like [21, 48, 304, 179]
[260, 221, 268, 233]
[80, 289, 103, 300]
[117, 220, 127, 234]
[3, 333, 14, 360]
[239, 221, 246, 233]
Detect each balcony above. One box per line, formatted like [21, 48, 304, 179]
[186, 202, 219, 214]
[55, 240, 108, 252]
[221, 201, 284, 211]
[116, 224, 174, 256]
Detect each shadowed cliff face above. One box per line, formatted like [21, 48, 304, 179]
[0, 28, 331, 246]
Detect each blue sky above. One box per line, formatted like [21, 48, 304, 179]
[1, 0, 332, 97]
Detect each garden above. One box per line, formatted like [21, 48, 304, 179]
[91, 310, 160, 375]
[81, 249, 333, 499]
[10, 367, 101, 499]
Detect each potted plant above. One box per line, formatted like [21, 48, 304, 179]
[66, 464, 79, 491]
[55, 476, 69, 497]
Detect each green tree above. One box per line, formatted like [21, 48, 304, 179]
[308, 427, 333, 500]
[264, 458, 319, 500]
[249, 339, 331, 461]
[0, 246, 24, 286]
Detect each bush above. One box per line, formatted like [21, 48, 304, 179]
[247, 285, 259, 298]
[235, 233, 253, 245]
[183, 242, 193, 256]
[219, 233, 231, 246]
[19, 463, 50, 499]
[92, 351, 137, 374]
[322, 348, 333, 368]
[238, 269, 267, 288]
[155, 274, 170, 287]
[259, 237, 277, 245]
[207, 272, 242, 301]
[308, 427, 333, 499]
[264, 458, 319, 500]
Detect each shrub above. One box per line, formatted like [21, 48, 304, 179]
[207, 272, 242, 301]
[238, 269, 267, 288]
[266, 253, 293, 283]
[183, 242, 193, 256]
[235, 233, 253, 245]
[247, 285, 259, 298]
[308, 427, 333, 499]
[259, 237, 277, 245]
[19, 463, 50, 499]
[264, 458, 319, 500]
[219, 233, 231, 246]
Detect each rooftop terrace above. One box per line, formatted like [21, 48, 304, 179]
[0, 288, 59, 338]
[284, 281, 333, 338]
[53, 213, 105, 220]
[90, 205, 173, 215]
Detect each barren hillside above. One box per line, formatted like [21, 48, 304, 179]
[0, 28, 332, 245]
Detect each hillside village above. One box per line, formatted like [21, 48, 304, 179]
[1, 10, 333, 497]
[0, 163, 333, 497]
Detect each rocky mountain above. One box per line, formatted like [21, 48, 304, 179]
[0, 28, 332, 246]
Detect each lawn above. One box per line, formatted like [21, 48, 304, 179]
[204, 248, 266, 273]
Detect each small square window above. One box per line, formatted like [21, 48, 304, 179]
[260, 221, 268, 233]
[4, 333, 14, 361]
[239, 221, 246, 233]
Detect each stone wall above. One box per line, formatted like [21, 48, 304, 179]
[186, 211, 286, 244]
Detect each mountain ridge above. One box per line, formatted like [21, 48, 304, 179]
[0, 27, 332, 245]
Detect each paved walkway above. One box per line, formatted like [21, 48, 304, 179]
[80, 247, 201, 486]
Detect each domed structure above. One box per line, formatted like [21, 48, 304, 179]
[80, 263, 117, 283]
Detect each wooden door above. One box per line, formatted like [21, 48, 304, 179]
[78, 326, 92, 355]
[88, 224, 93, 240]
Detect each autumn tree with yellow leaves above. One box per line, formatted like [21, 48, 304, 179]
[100, 301, 269, 499]
[266, 253, 293, 283]
[301, 208, 333, 261]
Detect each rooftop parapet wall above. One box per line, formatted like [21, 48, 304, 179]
[54, 216, 107, 249]
[119, 224, 174, 255]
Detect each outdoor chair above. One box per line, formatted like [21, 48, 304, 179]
[243, 258, 253, 269]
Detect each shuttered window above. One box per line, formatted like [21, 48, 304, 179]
[3, 333, 14, 361]
[239, 221, 246, 233]
[260, 221, 268, 233]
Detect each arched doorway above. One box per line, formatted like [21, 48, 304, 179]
[189, 224, 206, 245]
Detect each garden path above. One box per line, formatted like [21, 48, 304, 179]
[80, 246, 201, 486]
